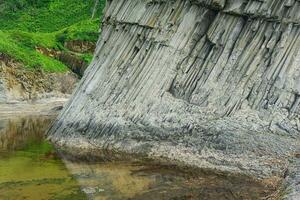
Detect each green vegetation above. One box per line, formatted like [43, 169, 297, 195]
[0, 0, 104, 32]
[80, 53, 94, 64]
[0, 31, 67, 72]
[0, 0, 105, 72]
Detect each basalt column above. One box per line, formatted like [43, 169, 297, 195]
[48, 0, 300, 198]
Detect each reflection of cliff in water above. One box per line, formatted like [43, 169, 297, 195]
[60, 154, 278, 200]
[0, 116, 54, 151]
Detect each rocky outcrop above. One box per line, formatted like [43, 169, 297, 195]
[58, 52, 88, 77]
[48, 0, 300, 197]
[0, 54, 78, 102]
[36, 47, 89, 77]
[64, 40, 96, 54]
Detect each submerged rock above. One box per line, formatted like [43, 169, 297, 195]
[48, 0, 300, 198]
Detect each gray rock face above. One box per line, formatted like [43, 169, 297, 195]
[48, 0, 300, 196]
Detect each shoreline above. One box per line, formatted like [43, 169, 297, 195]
[0, 98, 297, 199]
[0, 97, 68, 119]
[50, 135, 299, 200]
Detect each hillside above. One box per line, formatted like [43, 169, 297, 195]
[0, 0, 106, 102]
[0, 0, 105, 72]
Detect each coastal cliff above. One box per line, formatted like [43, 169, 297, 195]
[48, 0, 300, 198]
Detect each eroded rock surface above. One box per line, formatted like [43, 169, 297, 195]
[0, 54, 78, 102]
[48, 0, 300, 198]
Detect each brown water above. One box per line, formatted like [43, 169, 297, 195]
[0, 115, 277, 200]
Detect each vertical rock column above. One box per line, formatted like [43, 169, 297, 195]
[48, 0, 300, 193]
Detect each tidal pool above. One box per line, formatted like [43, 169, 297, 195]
[0, 115, 278, 200]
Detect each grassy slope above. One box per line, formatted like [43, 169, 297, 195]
[0, 0, 105, 72]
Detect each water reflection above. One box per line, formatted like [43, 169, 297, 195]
[0, 117, 53, 151]
[60, 157, 276, 200]
[0, 116, 86, 200]
[0, 116, 277, 200]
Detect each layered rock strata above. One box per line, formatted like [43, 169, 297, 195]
[48, 0, 300, 197]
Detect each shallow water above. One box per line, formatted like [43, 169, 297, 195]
[0, 116, 277, 200]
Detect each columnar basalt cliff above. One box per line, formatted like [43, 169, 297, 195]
[48, 0, 300, 197]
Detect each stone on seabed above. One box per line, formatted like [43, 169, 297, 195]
[48, 0, 300, 198]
